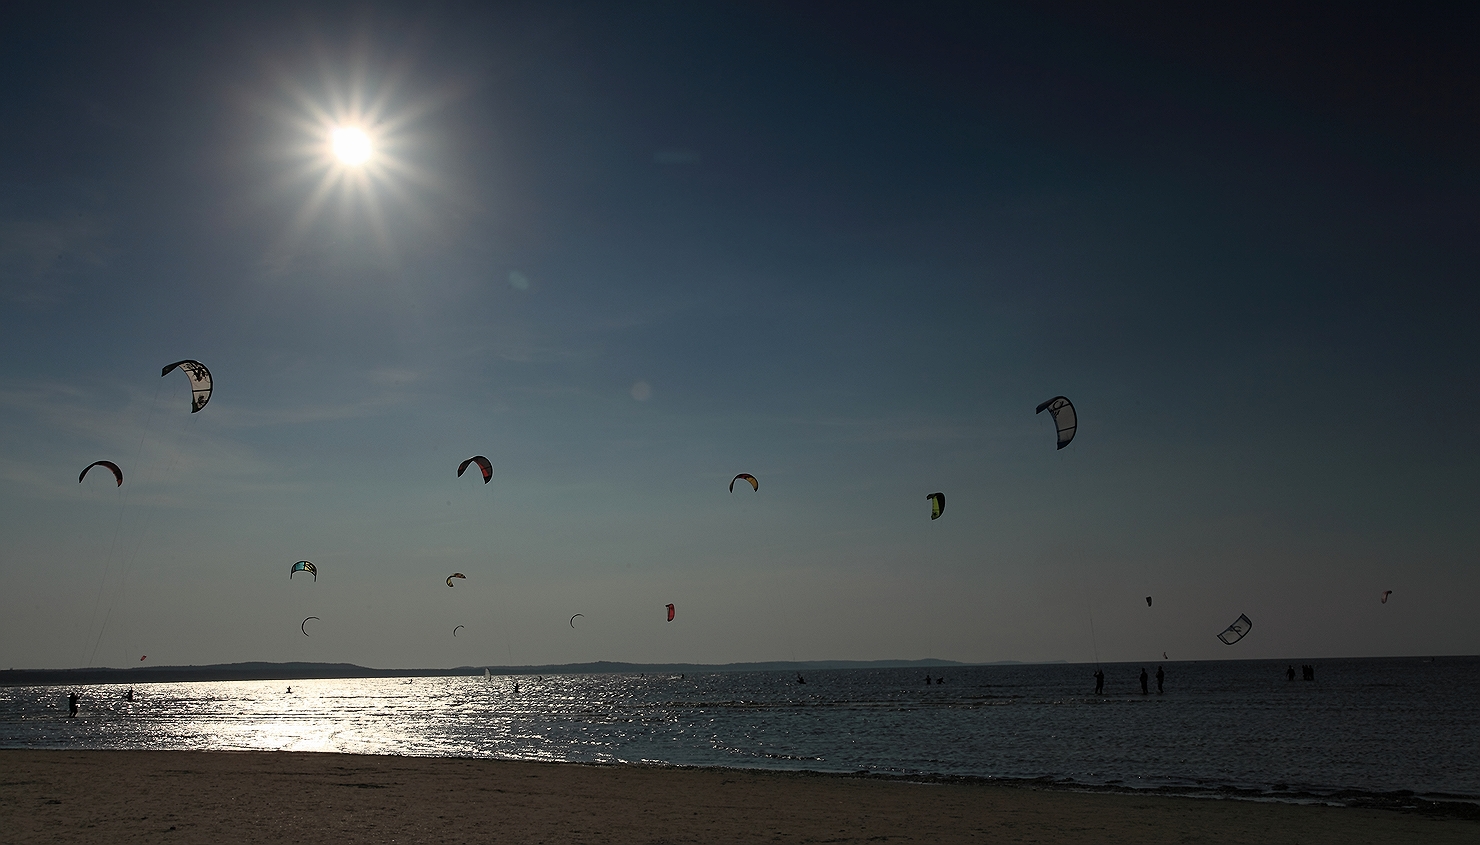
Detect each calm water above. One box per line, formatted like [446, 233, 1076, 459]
[3, 657, 1476, 801]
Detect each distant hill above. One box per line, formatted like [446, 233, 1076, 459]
[0, 658, 1023, 686]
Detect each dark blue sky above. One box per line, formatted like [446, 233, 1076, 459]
[2, 2, 1475, 668]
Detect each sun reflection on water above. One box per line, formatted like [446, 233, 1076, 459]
[2, 661, 1478, 800]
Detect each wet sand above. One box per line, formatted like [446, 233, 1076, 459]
[1, 750, 1475, 844]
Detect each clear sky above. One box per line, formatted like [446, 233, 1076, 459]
[2, 2, 1476, 670]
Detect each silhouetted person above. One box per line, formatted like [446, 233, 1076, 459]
[68, 693, 79, 717]
[1093, 668, 1104, 695]
[1286, 665, 1296, 682]
[125, 688, 133, 702]
[1155, 666, 1164, 694]
[796, 674, 806, 684]
[925, 675, 932, 685]
[1139, 668, 1149, 695]
[936, 677, 943, 684]
[1303, 665, 1314, 681]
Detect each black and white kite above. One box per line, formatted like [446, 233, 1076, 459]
[1035, 396, 1076, 449]
[161, 360, 212, 413]
[1217, 613, 1252, 645]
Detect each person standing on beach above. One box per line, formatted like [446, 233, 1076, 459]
[67, 693, 79, 717]
[1139, 668, 1148, 695]
[1155, 666, 1164, 694]
[1093, 668, 1104, 695]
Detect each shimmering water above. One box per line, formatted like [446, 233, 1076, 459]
[3, 657, 1476, 801]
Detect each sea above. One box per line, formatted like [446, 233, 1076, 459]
[3, 657, 1477, 807]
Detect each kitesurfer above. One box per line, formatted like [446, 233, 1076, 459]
[1093, 668, 1104, 695]
[1155, 666, 1164, 694]
[1139, 668, 1149, 695]
[797, 673, 806, 684]
[125, 688, 134, 702]
[68, 693, 79, 717]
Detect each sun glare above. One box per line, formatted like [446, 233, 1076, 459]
[263, 57, 452, 257]
[332, 127, 372, 165]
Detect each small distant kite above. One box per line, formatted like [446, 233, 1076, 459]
[290, 561, 316, 581]
[1035, 396, 1077, 449]
[1381, 590, 1392, 604]
[161, 359, 212, 413]
[666, 603, 675, 622]
[79, 460, 124, 487]
[730, 473, 757, 492]
[140, 655, 147, 662]
[301, 616, 319, 636]
[1216, 613, 1252, 645]
[446, 573, 466, 588]
[927, 492, 945, 520]
[570, 614, 584, 628]
[457, 456, 494, 484]
[453, 625, 464, 637]
[1146, 597, 1153, 607]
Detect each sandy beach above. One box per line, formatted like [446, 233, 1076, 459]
[0, 750, 1474, 844]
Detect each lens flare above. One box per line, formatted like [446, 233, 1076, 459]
[331, 127, 372, 165]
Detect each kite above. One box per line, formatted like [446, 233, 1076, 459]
[453, 625, 464, 637]
[1216, 613, 1252, 645]
[446, 573, 466, 587]
[301, 617, 319, 636]
[666, 603, 675, 622]
[140, 655, 147, 662]
[1381, 590, 1392, 604]
[730, 473, 758, 492]
[927, 492, 945, 520]
[457, 456, 494, 483]
[570, 614, 584, 628]
[290, 561, 317, 581]
[79, 460, 123, 487]
[161, 359, 212, 413]
[1035, 396, 1077, 449]
[1146, 597, 1153, 607]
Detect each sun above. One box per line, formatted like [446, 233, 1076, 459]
[331, 127, 372, 165]
[257, 55, 454, 260]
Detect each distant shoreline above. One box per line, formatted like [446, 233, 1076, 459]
[0, 658, 992, 687]
[5, 655, 1470, 687]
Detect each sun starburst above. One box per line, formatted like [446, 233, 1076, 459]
[254, 43, 456, 265]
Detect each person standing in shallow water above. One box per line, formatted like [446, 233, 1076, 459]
[1155, 665, 1165, 694]
[1093, 668, 1104, 695]
[1139, 668, 1149, 695]
[1287, 665, 1296, 682]
[67, 693, 79, 717]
